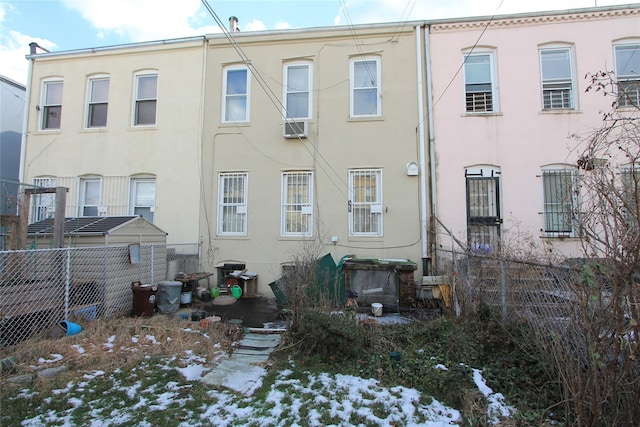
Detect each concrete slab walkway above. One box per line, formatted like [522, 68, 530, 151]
[201, 332, 282, 396]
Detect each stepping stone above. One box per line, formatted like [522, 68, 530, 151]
[201, 359, 266, 396]
[234, 347, 275, 356]
[239, 334, 281, 348]
[229, 353, 270, 364]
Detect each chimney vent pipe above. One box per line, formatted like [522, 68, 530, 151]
[28, 42, 49, 55]
[229, 16, 239, 32]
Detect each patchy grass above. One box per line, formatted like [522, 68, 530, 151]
[1, 310, 562, 426]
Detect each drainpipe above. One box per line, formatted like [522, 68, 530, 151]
[19, 43, 37, 184]
[424, 26, 438, 274]
[415, 25, 428, 276]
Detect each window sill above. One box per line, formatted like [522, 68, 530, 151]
[278, 235, 314, 241]
[348, 235, 384, 241]
[461, 112, 503, 117]
[541, 233, 578, 240]
[615, 105, 638, 111]
[539, 109, 581, 115]
[80, 127, 108, 133]
[347, 116, 384, 122]
[129, 125, 158, 131]
[219, 122, 251, 127]
[35, 129, 62, 134]
[216, 235, 249, 240]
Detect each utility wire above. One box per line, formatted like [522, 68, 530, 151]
[201, 0, 349, 200]
[421, 0, 505, 128]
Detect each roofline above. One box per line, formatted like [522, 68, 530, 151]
[25, 35, 207, 61]
[423, 3, 640, 26]
[23, 3, 639, 60]
[27, 216, 168, 237]
[0, 74, 26, 90]
[205, 20, 424, 41]
[106, 216, 169, 236]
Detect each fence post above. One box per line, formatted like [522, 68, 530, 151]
[500, 257, 507, 319]
[64, 248, 71, 319]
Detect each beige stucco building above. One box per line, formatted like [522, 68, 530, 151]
[21, 38, 207, 245]
[19, 4, 640, 294]
[20, 23, 427, 293]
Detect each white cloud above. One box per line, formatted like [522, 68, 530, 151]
[0, 30, 55, 85]
[275, 22, 293, 30]
[244, 19, 268, 32]
[60, 0, 212, 41]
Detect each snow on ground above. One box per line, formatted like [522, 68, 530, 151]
[472, 368, 516, 424]
[15, 332, 516, 426]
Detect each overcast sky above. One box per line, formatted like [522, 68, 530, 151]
[0, 0, 632, 84]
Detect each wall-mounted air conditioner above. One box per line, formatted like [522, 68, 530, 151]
[283, 120, 308, 139]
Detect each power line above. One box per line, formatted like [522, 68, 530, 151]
[421, 0, 505, 128]
[201, 0, 350, 200]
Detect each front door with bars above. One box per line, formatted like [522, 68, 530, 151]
[466, 172, 501, 253]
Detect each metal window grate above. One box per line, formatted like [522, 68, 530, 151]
[466, 177, 500, 249]
[466, 91, 493, 112]
[543, 170, 575, 234]
[618, 80, 639, 107]
[543, 82, 573, 109]
[218, 173, 247, 235]
[282, 172, 312, 235]
[349, 169, 382, 235]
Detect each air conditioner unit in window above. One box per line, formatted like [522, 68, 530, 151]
[283, 120, 308, 139]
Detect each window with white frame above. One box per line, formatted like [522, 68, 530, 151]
[31, 177, 57, 223]
[350, 57, 381, 117]
[542, 167, 578, 235]
[223, 66, 250, 122]
[41, 80, 63, 129]
[79, 178, 101, 216]
[130, 177, 156, 222]
[281, 171, 313, 236]
[86, 76, 109, 128]
[217, 173, 248, 235]
[540, 47, 575, 110]
[463, 52, 496, 113]
[349, 169, 382, 236]
[284, 62, 311, 119]
[133, 72, 157, 126]
[614, 43, 640, 107]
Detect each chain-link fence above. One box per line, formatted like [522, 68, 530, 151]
[0, 243, 200, 347]
[435, 243, 597, 359]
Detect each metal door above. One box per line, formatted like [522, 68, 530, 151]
[466, 175, 501, 252]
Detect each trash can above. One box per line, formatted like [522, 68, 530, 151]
[131, 281, 157, 317]
[156, 280, 182, 314]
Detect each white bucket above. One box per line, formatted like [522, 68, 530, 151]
[180, 291, 192, 304]
[371, 303, 383, 317]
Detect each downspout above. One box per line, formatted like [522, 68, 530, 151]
[424, 26, 438, 274]
[19, 46, 36, 184]
[415, 25, 429, 276]
[198, 37, 208, 266]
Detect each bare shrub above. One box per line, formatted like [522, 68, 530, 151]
[530, 71, 640, 426]
[279, 241, 321, 331]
